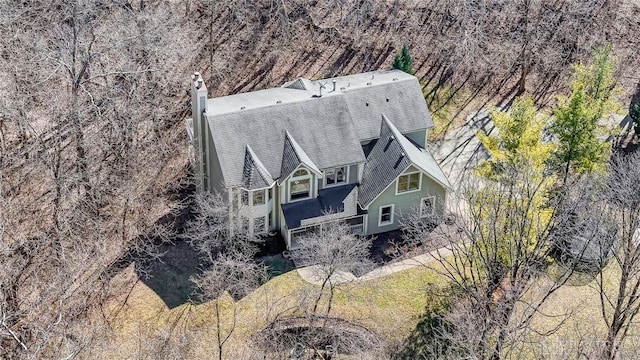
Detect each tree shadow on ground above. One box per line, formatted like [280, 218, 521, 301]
[393, 290, 456, 360]
[137, 240, 202, 308]
[137, 234, 293, 309]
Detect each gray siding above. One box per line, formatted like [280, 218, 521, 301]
[206, 129, 226, 194]
[405, 129, 427, 149]
[365, 166, 446, 235]
[349, 164, 358, 183]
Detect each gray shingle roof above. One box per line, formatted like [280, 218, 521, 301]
[341, 77, 433, 140]
[208, 95, 365, 187]
[358, 115, 452, 208]
[205, 69, 434, 188]
[242, 145, 274, 190]
[358, 116, 413, 207]
[281, 183, 357, 228]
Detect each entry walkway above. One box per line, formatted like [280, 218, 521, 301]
[296, 244, 455, 285]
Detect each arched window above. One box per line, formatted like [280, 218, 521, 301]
[293, 169, 308, 177]
[290, 168, 311, 201]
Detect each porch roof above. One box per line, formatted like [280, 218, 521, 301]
[281, 183, 357, 229]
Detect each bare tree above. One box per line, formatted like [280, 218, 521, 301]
[0, 1, 193, 358]
[399, 164, 588, 359]
[290, 218, 373, 316]
[185, 191, 267, 360]
[586, 151, 640, 360]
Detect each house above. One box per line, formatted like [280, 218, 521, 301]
[187, 69, 452, 249]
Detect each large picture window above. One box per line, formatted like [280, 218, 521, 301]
[397, 172, 420, 193]
[289, 168, 311, 201]
[325, 166, 347, 186]
[378, 204, 394, 226]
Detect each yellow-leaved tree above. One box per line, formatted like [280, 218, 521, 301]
[475, 94, 556, 267]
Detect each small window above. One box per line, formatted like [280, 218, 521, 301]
[268, 211, 273, 229]
[325, 166, 347, 186]
[397, 172, 420, 193]
[268, 187, 272, 200]
[253, 190, 265, 205]
[420, 196, 435, 218]
[254, 217, 265, 234]
[378, 205, 394, 226]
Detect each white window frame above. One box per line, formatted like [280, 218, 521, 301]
[378, 204, 395, 227]
[324, 166, 348, 187]
[289, 168, 312, 202]
[396, 171, 421, 195]
[420, 196, 436, 218]
[252, 189, 265, 206]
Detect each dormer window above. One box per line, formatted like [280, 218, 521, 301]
[325, 166, 347, 186]
[289, 169, 311, 201]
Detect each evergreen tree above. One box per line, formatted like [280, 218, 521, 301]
[550, 44, 619, 181]
[392, 44, 414, 74]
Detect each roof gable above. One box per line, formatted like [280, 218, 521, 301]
[278, 132, 323, 184]
[358, 116, 413, 207]
[358, 115, 451, 208]
[383, 115, 452, 190]
[242, 145, 274, 190]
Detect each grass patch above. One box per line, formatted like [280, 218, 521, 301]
[94, 263, 447, 358]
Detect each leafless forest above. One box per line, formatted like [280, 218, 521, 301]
[1, 0, 640, 359]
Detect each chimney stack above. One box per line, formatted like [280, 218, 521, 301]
[332, 80, 336, 92]
[190, 72, 209, 192]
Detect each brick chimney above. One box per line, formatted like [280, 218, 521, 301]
[191, 72, 209, 192]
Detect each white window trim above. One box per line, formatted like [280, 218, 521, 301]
[378, 204, 395, 227]
[420, 196, 436, 218]
[323, 166, 349, 187]
[252, 189, 266, 206]
[288, 168, 312, 202]
[395, 171, 422, 195]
